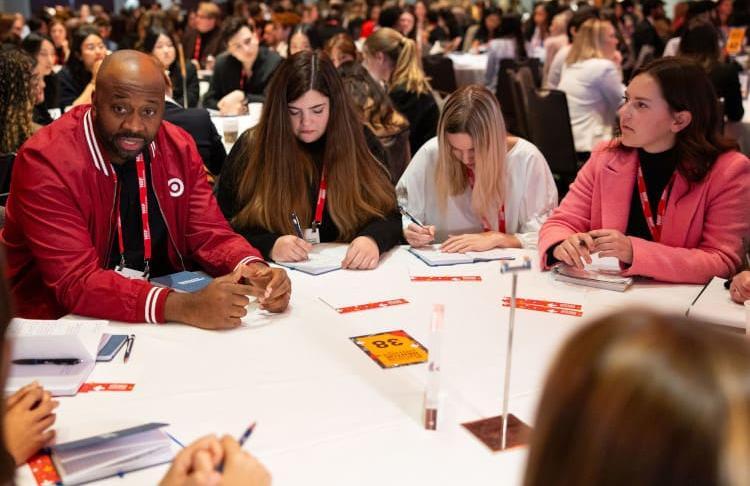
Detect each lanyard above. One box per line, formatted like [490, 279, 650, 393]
[466, 167, 506, 234]
[636, 164, 675, 243]
[115, 153, 152, 276]
[312, 167, 327, 230]
[192, 35, 201, 61]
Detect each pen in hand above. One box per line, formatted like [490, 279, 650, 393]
[217, 422, 256, 472]
[290, 211, 304, 239]
[398, 205, 425, 228]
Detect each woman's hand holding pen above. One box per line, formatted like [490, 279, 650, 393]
[4, 381, 58, 465]
[160, 435, 271, 486]
[270, 236, 313, 262]
[730, 271, 750, 304]
[553, 232, 596, 269]
[404, 224, 435, 248]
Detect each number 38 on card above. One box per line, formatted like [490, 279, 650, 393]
[350, 330, 428, 368]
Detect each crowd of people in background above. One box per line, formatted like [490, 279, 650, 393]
[3, 0, 750, 484]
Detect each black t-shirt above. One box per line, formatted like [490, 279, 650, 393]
[107, 151, 174, 278]
[625, 147, 679, 241]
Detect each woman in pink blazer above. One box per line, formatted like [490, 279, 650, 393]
[539, 57, 750, 284]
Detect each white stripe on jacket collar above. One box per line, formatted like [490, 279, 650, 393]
[83, 108, 157, 176]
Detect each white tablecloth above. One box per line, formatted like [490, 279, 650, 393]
[16, 245, 703, 486]
[447, 53, 488, 87]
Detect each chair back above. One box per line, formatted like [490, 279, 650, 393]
[422, 54, 458, 97]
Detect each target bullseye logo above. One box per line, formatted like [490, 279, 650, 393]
[168, 178, 184, 197]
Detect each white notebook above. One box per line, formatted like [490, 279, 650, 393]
[7, 319, 106, 396]
[276, 253, 341, 275]
[408, 245, 515, 266]
[51, 423, 174, 485]
[552, 255, 633, 292]
[687, 276, 745, 329]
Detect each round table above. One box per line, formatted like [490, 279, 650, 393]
[16, 245, 704, 486]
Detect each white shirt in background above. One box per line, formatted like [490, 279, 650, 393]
[558, 58, 625, 153]
[545, 43, 571, 89]
[396, 137, 558, 249]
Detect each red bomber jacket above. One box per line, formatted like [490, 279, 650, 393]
[2, 105, 264, 323]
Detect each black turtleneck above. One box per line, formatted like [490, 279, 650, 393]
[625, 147, 679, 241]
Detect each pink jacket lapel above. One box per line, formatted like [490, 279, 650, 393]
[599, 149, 638, 232]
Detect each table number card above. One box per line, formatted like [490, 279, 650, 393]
[350, 330, 428, 368]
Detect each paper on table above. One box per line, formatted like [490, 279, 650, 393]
[409, 245, 474, 265]
[464, 249, 516, 261]
[687, 276, 744, 329]
[318, 287, 409, 313]
[584, 254, 622, 273]
[8, 318, 107, 358]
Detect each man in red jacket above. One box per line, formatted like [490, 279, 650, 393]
[2, 50, 291, 328]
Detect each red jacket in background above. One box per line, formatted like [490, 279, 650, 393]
[2, 105, 264, 323]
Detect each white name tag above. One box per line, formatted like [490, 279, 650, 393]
[115, 267, 147, 280]
[303, 228, 320, 245]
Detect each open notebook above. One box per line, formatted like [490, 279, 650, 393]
[408, 245, 515, 266]
[7, 319, 106, 396]
[275, 253, 341, 276]
[51, 423, 174, 485]
[551, 255, 633, 292]
[687, 276, 745, 329]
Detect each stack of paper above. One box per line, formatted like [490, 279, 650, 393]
[552, 255, 633, 292]
[51, 423, 174, 485]
[7, 319, 106, 396]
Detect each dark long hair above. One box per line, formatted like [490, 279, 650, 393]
[232, 51, 396, 240]
[628, 57, 735, 182]
[524, 310, 750, 486]
[65, 25, 102, 88]
[678, 21, 721, 70]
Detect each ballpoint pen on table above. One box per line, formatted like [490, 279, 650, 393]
[13, 358, 81, 365]
[123, 334, 135, 363]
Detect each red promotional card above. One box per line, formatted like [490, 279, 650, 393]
[28, 452, 61, 485]
[78, 383, 135, 393]
[319, 296, 410, 314]
[410, 276, 482, 282]
[502, 297, 583, 317]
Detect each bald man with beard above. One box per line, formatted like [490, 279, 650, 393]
[2, 50, 291, 328]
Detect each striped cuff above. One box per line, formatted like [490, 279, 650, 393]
[144, 286, 172, 324]
[234, 256, 266, 271]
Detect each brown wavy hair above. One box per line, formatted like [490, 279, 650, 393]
[0, 49, 34, 154]
[232, 51, 396, 241]
[617, 57, 736, 182]
[525, 310, 750, 486]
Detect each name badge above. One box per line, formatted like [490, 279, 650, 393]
[303, 228, 320, 245]
[115, 267, 147, 280]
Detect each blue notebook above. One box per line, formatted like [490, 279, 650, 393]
[51, 423, 174, 485]
[151, 271, 212, 293]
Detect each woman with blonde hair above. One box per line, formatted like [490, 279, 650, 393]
[558, 18, 624, 157]
[362, 27, 439, 153]
[398, 85, 557, 251]
[217, 52, 401, 269]
[525, 309, 750, 486]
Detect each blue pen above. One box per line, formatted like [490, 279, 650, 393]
[217, 422, 257, 472]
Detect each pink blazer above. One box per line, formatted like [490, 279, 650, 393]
[538, 142, 750, 284]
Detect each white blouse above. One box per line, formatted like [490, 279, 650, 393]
[396, 137, 558, 249]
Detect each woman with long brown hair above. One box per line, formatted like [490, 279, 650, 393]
[525, 309, 750, 486]
[217, 51, 401, 270]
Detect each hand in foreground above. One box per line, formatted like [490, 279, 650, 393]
[240, 263, 291, 313]
[441, 232, 519, 253]
[4, 382, 58, 465]
[590, 229, 633, 265]
[552, 232, 595, 269]
[404, 224, 435, 248]
[270, 236, 313, 262]
[342, 237, 380, 270]
[730, 271, 750, 304]
[218, 90, 247, 116]
[165, 266, 258, 329]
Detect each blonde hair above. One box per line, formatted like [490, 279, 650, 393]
[565, 18, 612, 65]
[435, 85, 507, 227]
[363, 27, 431, 95]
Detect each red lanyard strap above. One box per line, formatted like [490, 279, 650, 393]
[313, 167, 327, 230]
[466, 167, 506, 234]
[636, 164, 675, 243]
[115, 153, 152, 274]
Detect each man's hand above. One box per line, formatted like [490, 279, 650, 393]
[165, 266, 258, 329]
[240, 263, 291, 313]
[4, 382, 58, 465]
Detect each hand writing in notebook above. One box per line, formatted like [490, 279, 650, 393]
[441, 232, 521, 253]
[405, 224, 436, 248]
[271, 235, 314, 262]
[159, 435, 270, 486]
[4, 381, 58, 465]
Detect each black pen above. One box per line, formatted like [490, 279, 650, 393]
[217, 422, 256, 472]
[123, 334, 135, 363]
[290, 211, 304, 238]
[13, 358, 81, 365]
[398, 205, 425, 228]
